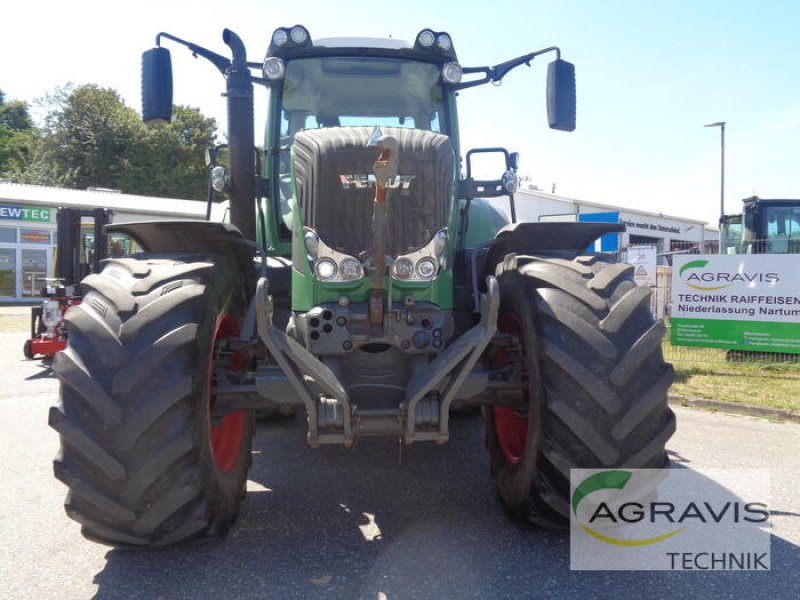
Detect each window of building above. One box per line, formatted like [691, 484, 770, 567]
[0, 227, 16, 243]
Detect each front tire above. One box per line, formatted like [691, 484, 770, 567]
[485, 254, 675, 526]
[50, 255, 254, 547]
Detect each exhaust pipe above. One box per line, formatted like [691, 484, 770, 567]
[223, 29, 256, 241]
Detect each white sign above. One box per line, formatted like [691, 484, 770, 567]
[671, 254, 800, 353]
[625, 246, 657, 286]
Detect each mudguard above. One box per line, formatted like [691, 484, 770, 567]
[482, 221, 623, 272]
[106, 220, 258, 295]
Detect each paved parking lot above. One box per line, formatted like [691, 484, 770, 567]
[0, 327, 798, 599]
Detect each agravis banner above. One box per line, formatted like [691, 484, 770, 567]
[670, 254, 800, 354]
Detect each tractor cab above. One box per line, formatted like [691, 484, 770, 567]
[720, 196, 800, 254]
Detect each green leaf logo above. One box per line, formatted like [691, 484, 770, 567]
[572, 470, 632, 516]
[572, 470, 684, 547]
[679, 260, 709, 277]
[679, 259, 733, 291]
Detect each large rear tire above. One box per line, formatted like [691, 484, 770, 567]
[485, 254, 675, 527]
[50, 255, 254, 547]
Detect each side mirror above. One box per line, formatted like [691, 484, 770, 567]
[461, 147, 519, 199]
[141, 47, 173, 124]
[508, 152, 519, 171]
[546, 59, 576, 132]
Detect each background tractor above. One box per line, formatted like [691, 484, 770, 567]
[50, 26, 675, 547]
[719, 196, 800, 255]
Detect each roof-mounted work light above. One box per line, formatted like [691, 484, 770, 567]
[268, 25, 312, 56]
[413, 29, 457, 61]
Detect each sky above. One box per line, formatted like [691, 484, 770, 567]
[3, 0, 799, 228]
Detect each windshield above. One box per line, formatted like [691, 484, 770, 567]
[719, 215, 742, 254]
[763, 205, 800, 253]
[279, 56, 447, 140]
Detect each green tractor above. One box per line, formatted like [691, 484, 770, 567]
[49, 26, 675, 546]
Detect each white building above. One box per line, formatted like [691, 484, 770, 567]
[511, 188, 716, 257]
[0, 182, 206, 302]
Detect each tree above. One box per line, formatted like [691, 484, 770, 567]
[0, 90, 33, 131]
[6, 84, 218, 200]
[0, 89, 34, 175]
[128, 105, 217, 199]
[41, 85, 144, 190]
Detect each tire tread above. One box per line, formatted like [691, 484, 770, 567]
[51, 255, 253, 547]
[487, 253, 675, 527]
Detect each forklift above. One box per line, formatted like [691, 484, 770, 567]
[23, 208, 111, 359]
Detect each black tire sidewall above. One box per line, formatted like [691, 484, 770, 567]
[190, 256, 254, 530]
[486, 270, 550, 520]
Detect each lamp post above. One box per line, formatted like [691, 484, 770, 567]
[704, 121, 726, 219]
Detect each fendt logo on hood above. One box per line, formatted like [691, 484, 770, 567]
[339, 174, 415, 190]
[679, 260, 780, 291]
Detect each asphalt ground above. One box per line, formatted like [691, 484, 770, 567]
[0, 325, 798, 599]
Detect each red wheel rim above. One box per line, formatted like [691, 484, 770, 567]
[208, 315, 246, 472]
[492, 312, 529, 465]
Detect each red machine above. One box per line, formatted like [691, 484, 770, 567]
[23, 281, 80, 359]
[23, 208, 111, 359]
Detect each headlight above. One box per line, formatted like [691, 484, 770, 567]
[416, 258, 438, 280]
[272, 29, 289, 48]
[393, 258, 415, 280]
[417, 29, 435, 48]
[391, 229, 447, 281]
[305, 227, 365, 283]
[433, 229, 448, 257]
[339, 257, 363, 281]
[304, 229, 320, 258]
[315, 258, 337, 281]
[262, 57, 286, 81]
[290, 25, 309, 45]
[269, 25, 312, 55]
[502, 169, 518, 194]
[415, 29, 456, 58]
[437, 33, 452, 52]
[442, 62, 463, 85]
[211, 166, 228, 193]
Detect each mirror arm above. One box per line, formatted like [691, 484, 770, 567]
[492, 46, 561, 82]
[452, 46, 561, 91]
[156, 32, 230, 75]
[451, 67, 492, 90]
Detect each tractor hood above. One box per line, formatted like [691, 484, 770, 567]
[292, 126, 454, 258]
